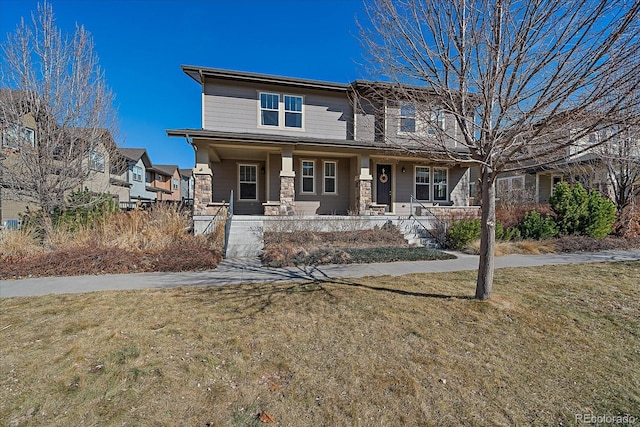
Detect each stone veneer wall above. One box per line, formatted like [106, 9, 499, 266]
[279, 175, 295, 215]
[193, 173, 214, 215]
[355, 178, 373, 215]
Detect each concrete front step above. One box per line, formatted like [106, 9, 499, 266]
[225, 217, 264, 258]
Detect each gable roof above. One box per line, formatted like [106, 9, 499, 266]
[151, 164, 180, 177]
[117, 148, 152, 168]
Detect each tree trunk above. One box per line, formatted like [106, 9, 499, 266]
[476, 166, 496, 300]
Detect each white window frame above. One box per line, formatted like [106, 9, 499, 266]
[257, 92, 304, 130]
[2, 124, 35, 149]
[89, 151, 105, 172]
[399, 102, 416, 134]
[133, 166, 143, 182]
[427, 110, 445, 135]
[323, 161, 337, 195]
[172, 178, 179, 191]
[497, 175, 525, 196]
[284, 95, 303, 129]
[259, 92, 280, 127]
[433, 168, 449, 202]
[238, 164, 259, 201]
[301, 160, 315, 194]
[414, 166, 431, 201]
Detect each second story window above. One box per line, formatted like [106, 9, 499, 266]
[172, 178, 179, 190]
[89, 151, 105, 172]
[284, 95, 303, 128]
[399, 102, 416, 133]
[260, 93, 280, 126]
[133, 166, 143, 182]
[2, 124, 35, 149]
[427, 110, 445, 135]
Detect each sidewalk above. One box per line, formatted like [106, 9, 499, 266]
[2, 249, 640, 298]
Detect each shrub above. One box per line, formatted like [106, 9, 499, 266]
[446, 218, 481, 249]
[584, 190, 616, 239]
[549, 182, 588, 235]
[518, 211, 558, 240]
[549, 182, 616, 239]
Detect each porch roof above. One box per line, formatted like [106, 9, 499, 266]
[166, 128, 471, 160]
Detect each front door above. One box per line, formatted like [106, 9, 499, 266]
[376, 164, 392, 210]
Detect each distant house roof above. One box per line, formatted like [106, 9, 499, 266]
[179, 168, 193, 178]
[117, 148, 152, 168]
[181, 65, 351, 92]
[150, 164, 180, 177]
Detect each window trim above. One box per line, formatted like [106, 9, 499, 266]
[322, 160, 338, 195]
[89, 151, 105, 172]
[257, 91, 305, 130]
[300, 160, 315, 195]
[238, 163, 259, 201]
[132, 165, 143, 182]
[172, 178, 179, 191]
[398, 101, 416, 134]
[414, 166, 450, 202]
[2, 124, 35, 149]
[414, 166, 431, 202]
[433, 167, 449, 202]
[496, 175, 525, 196]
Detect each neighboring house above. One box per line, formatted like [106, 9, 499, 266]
[1, 107, 122, 228]
[167, 66, 475, 224]
[179, 168, 195, 204]
[114, 148, 158, 204]
[148, 164, 181, 202]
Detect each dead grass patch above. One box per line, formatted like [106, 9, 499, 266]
[464, 239, 557, 255]
[1, 262, 638, 425]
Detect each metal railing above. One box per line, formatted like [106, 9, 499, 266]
[223, 190, 234, 257]
[408, 195, 447, 239]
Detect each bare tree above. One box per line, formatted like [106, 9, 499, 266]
[360, 0, 640, 299]
[0, 1, 118, 231]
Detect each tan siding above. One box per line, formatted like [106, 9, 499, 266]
[203, 80, 352, 140]
[212, 159, 265, 215]
[293, 156, 351, 215]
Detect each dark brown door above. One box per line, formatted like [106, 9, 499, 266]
[376, 164, 392, 209]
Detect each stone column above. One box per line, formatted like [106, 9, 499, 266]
[354, 154, 373, 215]
[193, 172, 213, 215]
[278, 149, 296, 215]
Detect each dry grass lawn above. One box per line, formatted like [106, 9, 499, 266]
[1, 262, 639, 426]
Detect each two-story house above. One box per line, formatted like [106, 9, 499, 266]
[113, 148, 158, 205]
[167, 66, 474, 225]
[148, 164, 181, 202]
[179, 168, 194, 205]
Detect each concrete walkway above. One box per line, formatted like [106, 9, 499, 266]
[2, 250, 640, 298]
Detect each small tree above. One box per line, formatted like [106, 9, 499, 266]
[0, 1, 118, 234]
[549, 182, 615, 238]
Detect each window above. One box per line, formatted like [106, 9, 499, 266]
[260, 92, 280, 126]
[145, 171, 152, 183]
[323, 161, 337, 194]
[284, 95, 303, 128]
[258, 92, 304, 129]
[2, 124, 35, 149]
[497, 175, 525, 197]
[427, 110, 445, 135]
[301, 160, 315, 194]
[89, 151, 105, 172]
[156, 174, 164, 182]
[399, 102, 416, 133]
[415, 166, 430, 201]
[172, 178, 179, 190]
[415, 167, 449, 201]
[133, 166, 143, 182]
[433, 168, 448, 201]
[239, 164, 258, 200]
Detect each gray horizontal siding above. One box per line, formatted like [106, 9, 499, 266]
[203, 80, 352, 140]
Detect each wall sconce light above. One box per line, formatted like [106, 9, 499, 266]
[261, 166, 266, 174]
[401, 166, 406, 173]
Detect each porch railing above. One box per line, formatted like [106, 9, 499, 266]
[223, 190, 234, 257]
[408, 195, 447, 239]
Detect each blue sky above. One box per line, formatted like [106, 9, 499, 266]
[1, 0, 367, 169]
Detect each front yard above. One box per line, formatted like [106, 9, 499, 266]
[1, 262, 638, 426]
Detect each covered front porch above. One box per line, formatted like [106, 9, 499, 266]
[189, 136, 473, 219]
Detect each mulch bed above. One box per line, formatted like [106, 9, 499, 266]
[0, 243, 222, 280]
